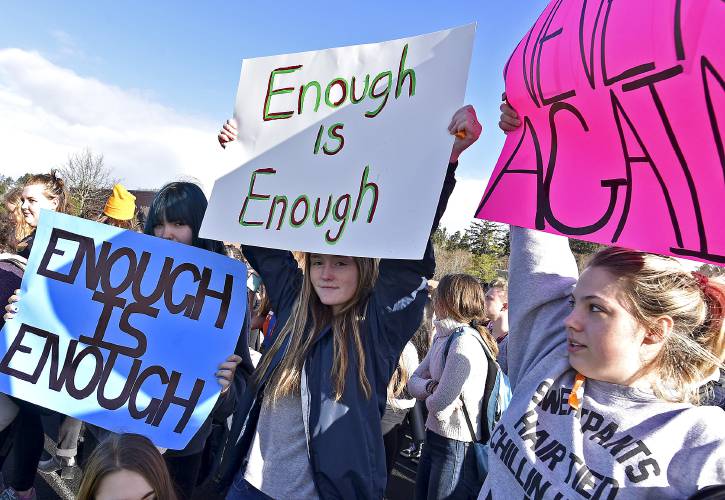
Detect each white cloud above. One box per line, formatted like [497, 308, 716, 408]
[0, 48, 237, 192]
[440, 177, 488, 234]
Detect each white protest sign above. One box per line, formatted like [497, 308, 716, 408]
[200, 25, 475, 258]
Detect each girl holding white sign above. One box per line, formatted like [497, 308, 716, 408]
[474, 105, 725, 498]
[215, 106, 482, 499]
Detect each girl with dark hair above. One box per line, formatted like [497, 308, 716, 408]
[142, 181, 242, 498]
[78, 433, 177, 500]
[144, 182, 225, 254]
[214, 106, 482, 499]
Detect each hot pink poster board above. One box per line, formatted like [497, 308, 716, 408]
[476, 0, 724, 265]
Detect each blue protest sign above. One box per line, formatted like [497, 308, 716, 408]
[0, 211, 247, 449]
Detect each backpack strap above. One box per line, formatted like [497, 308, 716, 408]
[442, 326, 499, 444]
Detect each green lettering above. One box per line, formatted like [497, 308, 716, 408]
[263, 66, 302, 121]
[365, 70, 392, 118]
[239, 168, 275, 226]
[325, 194, 351, 244]
[266, 195, 288, 230]
[395, 44, 416, 98]
[352, 165, 378, 222]
[324, 78, 348, 108]
[298, 80, 321, 114]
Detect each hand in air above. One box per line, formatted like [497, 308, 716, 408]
[218, 119, 238, 149]
[498, 92, 521, 134]
[3, 290, 20, 322]
[217, 354, 243, 394]
[448, 104, 482, 163]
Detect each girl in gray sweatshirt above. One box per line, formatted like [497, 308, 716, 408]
[478, 226, 725, 499]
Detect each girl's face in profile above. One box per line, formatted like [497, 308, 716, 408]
[95, 468, 155, 500]
[21, 183, 58, 228]
[153, 219, 193, 246]
[564, 266, 650, 385]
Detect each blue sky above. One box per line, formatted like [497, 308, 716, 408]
[0, 0, 549, 231]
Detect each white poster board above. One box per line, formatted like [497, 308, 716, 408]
[200, 25, 475, 259]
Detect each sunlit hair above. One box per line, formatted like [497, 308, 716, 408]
[434, 273, 499, 357]
[388, 354, 410, 401]
[588, 247, 725, 404]
[22, 170, 68, 214]
[2, 187, 33, 250]
[254, 253, 379, 401]
[97, 214, 140, 231]
[410, 296, 434, 361]
[487, 277, 508, 300]
[144, 182, 225, 254]
[389, 295, 434, 401]
[77, 433, 177, 500]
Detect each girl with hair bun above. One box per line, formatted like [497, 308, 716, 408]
[0, 170, 68, 500]
[17, 170, 68, 257]
[477, 101, 725, 499]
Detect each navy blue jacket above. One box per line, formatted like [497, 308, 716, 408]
[216, 162, 458, 498]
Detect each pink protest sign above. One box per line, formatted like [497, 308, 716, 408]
[476, 0, 724, 265]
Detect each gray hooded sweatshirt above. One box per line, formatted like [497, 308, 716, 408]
[478, 227, 725, 499]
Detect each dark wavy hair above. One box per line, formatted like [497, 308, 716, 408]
[144, 182, 225, 254]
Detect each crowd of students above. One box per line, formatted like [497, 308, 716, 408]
[0, 99, 721, 500]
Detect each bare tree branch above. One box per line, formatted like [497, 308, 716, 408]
[59, 148, 117, 219]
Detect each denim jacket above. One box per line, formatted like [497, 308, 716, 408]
[215, 162, 457, 499]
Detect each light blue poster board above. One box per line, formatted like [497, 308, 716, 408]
[0, 211, 247, 449]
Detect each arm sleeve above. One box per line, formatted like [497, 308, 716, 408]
[505, 226, 579, 388]
[241, 246, 302, 317]
[402, 343, 420, 375]
[407, 350, 433, 400]
[425, 336, 483, 420]
[374, 162, 458, 355]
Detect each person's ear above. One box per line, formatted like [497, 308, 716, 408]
[643, 316, 674, 345]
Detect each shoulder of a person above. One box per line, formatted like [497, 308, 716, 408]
[678, 405, 725, 440]
[0, 254, 25, 274]
[451, 328, 487, 354]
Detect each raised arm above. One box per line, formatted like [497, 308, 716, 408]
[505, 227, 578, 388]
[241, 246, 302, 319]
[373, 106, 482, 355]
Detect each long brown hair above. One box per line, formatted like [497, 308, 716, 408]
[1, 187, 33, 252]
[434, 273, 499, 357]
[388, 356, 410, 400]
[254, 253, 379, 401]
[77, 433, 177, 500]
[588, 247, 725, 404]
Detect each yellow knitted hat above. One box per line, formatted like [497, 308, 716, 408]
[103, 184, 136, 221]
